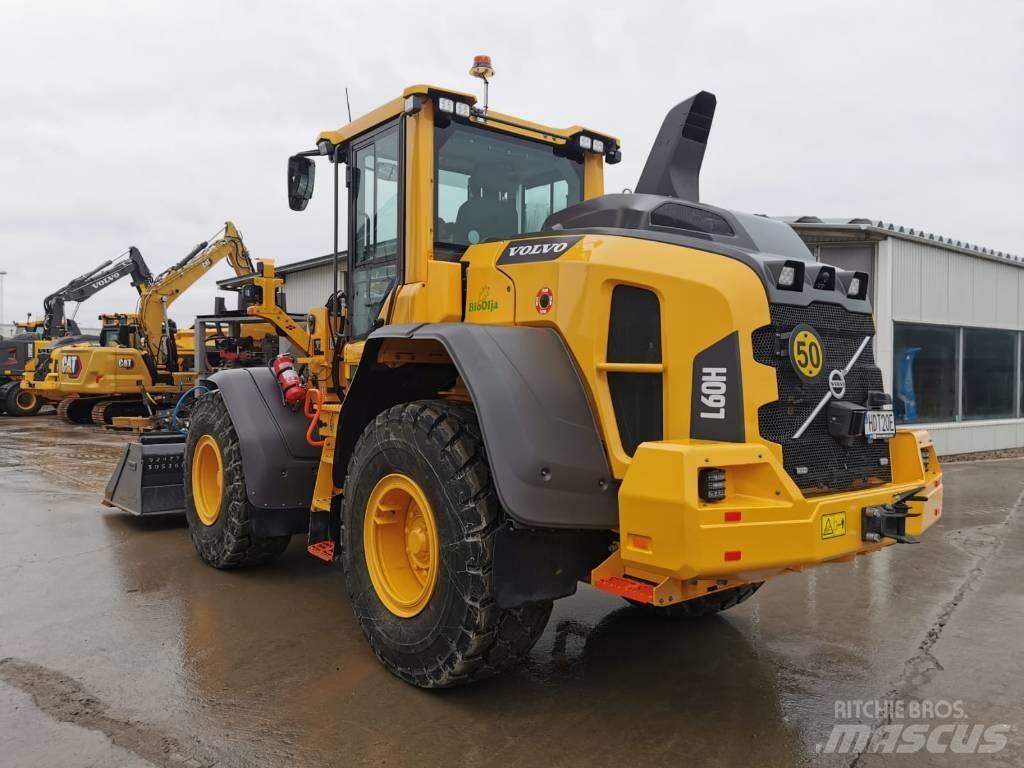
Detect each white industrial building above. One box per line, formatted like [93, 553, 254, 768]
[276, 221, 1022, 457]
[277, 254, 347, 314]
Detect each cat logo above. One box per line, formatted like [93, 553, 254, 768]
[117, 357, 135, 370]
[60, 355, 81, 378]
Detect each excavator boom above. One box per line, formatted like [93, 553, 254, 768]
[137, 222, 254, 366]
[41, 247, 154, 338]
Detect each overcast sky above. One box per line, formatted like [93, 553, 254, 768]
[1, 0, 1021, 329]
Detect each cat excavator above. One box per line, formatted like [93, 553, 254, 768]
[1, 248, 154, 416]
[104, 64, 943, 688]
[23, 223, 257, 424]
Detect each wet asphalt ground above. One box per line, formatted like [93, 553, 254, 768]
[1, 414, 1022, 768]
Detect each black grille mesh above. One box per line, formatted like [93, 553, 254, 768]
[607, 286, 663, 455]
[754, 302, 891, 495]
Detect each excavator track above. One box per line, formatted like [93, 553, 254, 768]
[91, 399, 149, 426]
[58, 397, 102, 424]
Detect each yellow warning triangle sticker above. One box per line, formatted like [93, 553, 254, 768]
[823, 518, 834, 536]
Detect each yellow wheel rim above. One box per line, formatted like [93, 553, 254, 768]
[15, 391, 36, 410]
[192, 435, 224, 526]
[363, 473, 439, 618]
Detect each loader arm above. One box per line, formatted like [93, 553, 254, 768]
[137, 221, 254, 365]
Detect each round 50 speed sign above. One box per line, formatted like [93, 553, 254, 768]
[788, 323, 825, 383]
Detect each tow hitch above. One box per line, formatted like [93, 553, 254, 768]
[862, 485, 926, 544]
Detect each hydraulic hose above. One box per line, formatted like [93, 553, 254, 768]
[171, 384, 209, 433]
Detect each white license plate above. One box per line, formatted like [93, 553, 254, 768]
[864, 409, 895, 439]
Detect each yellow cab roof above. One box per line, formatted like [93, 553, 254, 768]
[317, 84, 619, 149]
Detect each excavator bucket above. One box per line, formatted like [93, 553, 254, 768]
[102, 432, 187, 516]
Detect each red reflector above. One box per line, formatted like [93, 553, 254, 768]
[935, 478, 941, 487]
[628, 534, 652, 551]
[724, 511, 742, 522]
[724, 550, 741, 561]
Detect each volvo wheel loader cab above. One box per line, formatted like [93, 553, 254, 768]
[24, 224, 257, 424]
[107, 64, 942, 688]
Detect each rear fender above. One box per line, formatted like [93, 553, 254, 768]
[207, 367, 320, 511]
[337, 323, 617, 529]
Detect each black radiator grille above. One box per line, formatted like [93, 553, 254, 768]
[753, 302, 891, 495]
[607, 286, 663, 455]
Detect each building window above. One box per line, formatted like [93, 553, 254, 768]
[893, 324, 958, 423]
[963, 329, 1016, 419]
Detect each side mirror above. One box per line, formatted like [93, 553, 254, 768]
[287, 155, 316, 211]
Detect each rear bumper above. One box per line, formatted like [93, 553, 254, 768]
[617, 429, 941, 582]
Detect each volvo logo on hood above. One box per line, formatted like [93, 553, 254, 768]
[497, 236, 582, 266]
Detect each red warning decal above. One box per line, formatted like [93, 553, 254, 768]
[535, 287, 554, 315]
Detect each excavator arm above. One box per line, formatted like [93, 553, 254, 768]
[41, 247, 154, 339]
[137, 221, 255, 366]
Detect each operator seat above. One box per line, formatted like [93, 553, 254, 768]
[455, 173, 518, 244]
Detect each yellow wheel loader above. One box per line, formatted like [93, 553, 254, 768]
[23, 223, 258, 425]
[105, 68, 942, 688]
[1, 248, 154, 416]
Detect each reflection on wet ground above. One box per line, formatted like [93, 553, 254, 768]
[1, 415, 1022, 767]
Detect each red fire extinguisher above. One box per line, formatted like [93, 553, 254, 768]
[271, 354, 306, 407]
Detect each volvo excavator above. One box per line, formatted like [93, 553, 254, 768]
[105, 64, 943, 688]
[1, 249, 154, 416]
[23, 223, 258, 424]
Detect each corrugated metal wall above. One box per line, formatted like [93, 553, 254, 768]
[281, 263, 344, 313]
[889, 237, 1024, 455]
[925, 419, 1024, 455]
[890, 238, 1024, 330]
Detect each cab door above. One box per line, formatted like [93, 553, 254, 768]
[347, 121, 403, 339]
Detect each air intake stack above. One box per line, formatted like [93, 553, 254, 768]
[635, 91, 716, 202]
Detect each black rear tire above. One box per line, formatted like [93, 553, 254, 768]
[341, 400, 552, 688]
[2, 382, 42, 416]
[630, 582, 763, 618]
[184, 391, 290, 568]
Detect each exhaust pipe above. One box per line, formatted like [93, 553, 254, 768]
[635, 90, 716, 202]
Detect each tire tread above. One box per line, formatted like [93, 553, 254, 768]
[185, 392, 289, 568]
[342, 400, 551, 688]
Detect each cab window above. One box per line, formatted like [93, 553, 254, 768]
[434, 122, 583, 254]
[349, 125, 400, 338]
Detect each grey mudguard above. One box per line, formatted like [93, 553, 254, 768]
[208, 367, 320, 510]
[339, 323, 618, 529]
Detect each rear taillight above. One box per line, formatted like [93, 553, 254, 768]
[698, 467, 726, 502]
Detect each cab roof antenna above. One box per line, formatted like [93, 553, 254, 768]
[345, 87, 352, 123]
[469, 55, 494, 115]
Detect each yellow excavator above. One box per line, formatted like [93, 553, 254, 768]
[23, 223, 258, 424]
[2, 248, 154, 416]
[106, 63, 943, 688]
